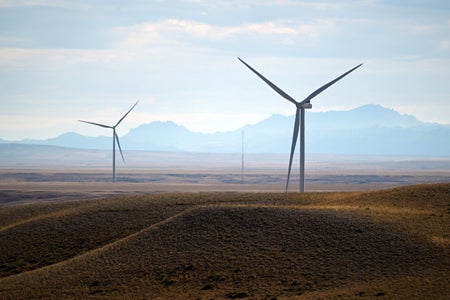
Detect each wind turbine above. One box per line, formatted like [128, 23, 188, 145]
[79, 101, 139, 183]
[238, 57, 361, 192]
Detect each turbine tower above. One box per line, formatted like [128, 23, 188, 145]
[238, 58, 361, 192]
[241, 128, 244, 184]
[79, 101, 139, 183]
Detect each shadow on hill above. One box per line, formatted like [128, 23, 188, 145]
[1, 204, 447, 299]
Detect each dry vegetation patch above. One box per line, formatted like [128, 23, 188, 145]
[302, 184, 450, 250]
[0, 183, 449, 299]
[0, 195, 191, 277]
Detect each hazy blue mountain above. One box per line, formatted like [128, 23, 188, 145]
[4, 105, 450, 156]
[123, 121, 205, 151]
[21, 132, 111, 150]
[308, 105, 422, 129]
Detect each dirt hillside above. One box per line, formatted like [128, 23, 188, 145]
[1, 183, 449, 299]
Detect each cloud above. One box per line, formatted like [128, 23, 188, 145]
[440, 40, 450, 51]
[400, 23, 436, 35]
[0, 0, 70, 8]
[181, 0, 350, 10]
[114, 19, 335, 48]
[0, 47, 128, 70]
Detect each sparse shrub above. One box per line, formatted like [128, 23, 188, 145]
[0, 257, 25, 274]
[201, 283, 214, 290]
[90, 280, 100, 287]
[207, 273, 223, 282]
[182, 263, 194, 271]
[162, 278, 176, 287]
[225, 291, 250, 299]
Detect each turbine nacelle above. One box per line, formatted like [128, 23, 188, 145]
[298, 102, 312, 109]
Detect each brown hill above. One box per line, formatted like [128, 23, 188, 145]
[1, 183, 449, 299]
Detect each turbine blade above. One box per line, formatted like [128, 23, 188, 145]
[115, 101, 139, 127]
[286, 108, 300, 192]
[114, 131, 125, 163]
[78, 120, 112, 129]
[300, 63, 362, 105]
[238, 57, 298, 105]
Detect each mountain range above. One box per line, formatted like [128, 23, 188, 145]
[2, 104, 450, 156]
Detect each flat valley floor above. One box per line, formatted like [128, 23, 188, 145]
[1, 163, 450, 205]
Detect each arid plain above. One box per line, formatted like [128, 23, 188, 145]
[1, 152, 449, 299]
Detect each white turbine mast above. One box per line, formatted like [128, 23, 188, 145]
[238, 57, 362, 192]
[78, 101, 139, 183]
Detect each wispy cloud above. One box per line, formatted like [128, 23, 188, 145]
[114, 19, 335, 48]
[181, 0, 350, 10]
[0, 47, 126, 70]
[0, 0, 69, 8]
[439, 40, 450, 51]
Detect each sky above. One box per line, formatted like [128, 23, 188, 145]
[0, 0, 449, 140]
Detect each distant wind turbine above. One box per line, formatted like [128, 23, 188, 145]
[238, 57, 362, 192]
[79, 101, 139, 183]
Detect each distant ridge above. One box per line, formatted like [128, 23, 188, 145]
[312, 104, 422, 129]
[1, 105, 449, 156]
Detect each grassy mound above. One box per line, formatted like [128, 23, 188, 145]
[1, 183, 449, 299]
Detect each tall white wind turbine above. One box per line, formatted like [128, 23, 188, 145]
[238, 58, 361, 192]
[79, 101, 139, 183]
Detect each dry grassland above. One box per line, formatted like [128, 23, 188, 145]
[0, 183, 449, 299]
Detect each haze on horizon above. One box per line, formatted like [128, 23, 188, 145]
[1, 0, 449, 140]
